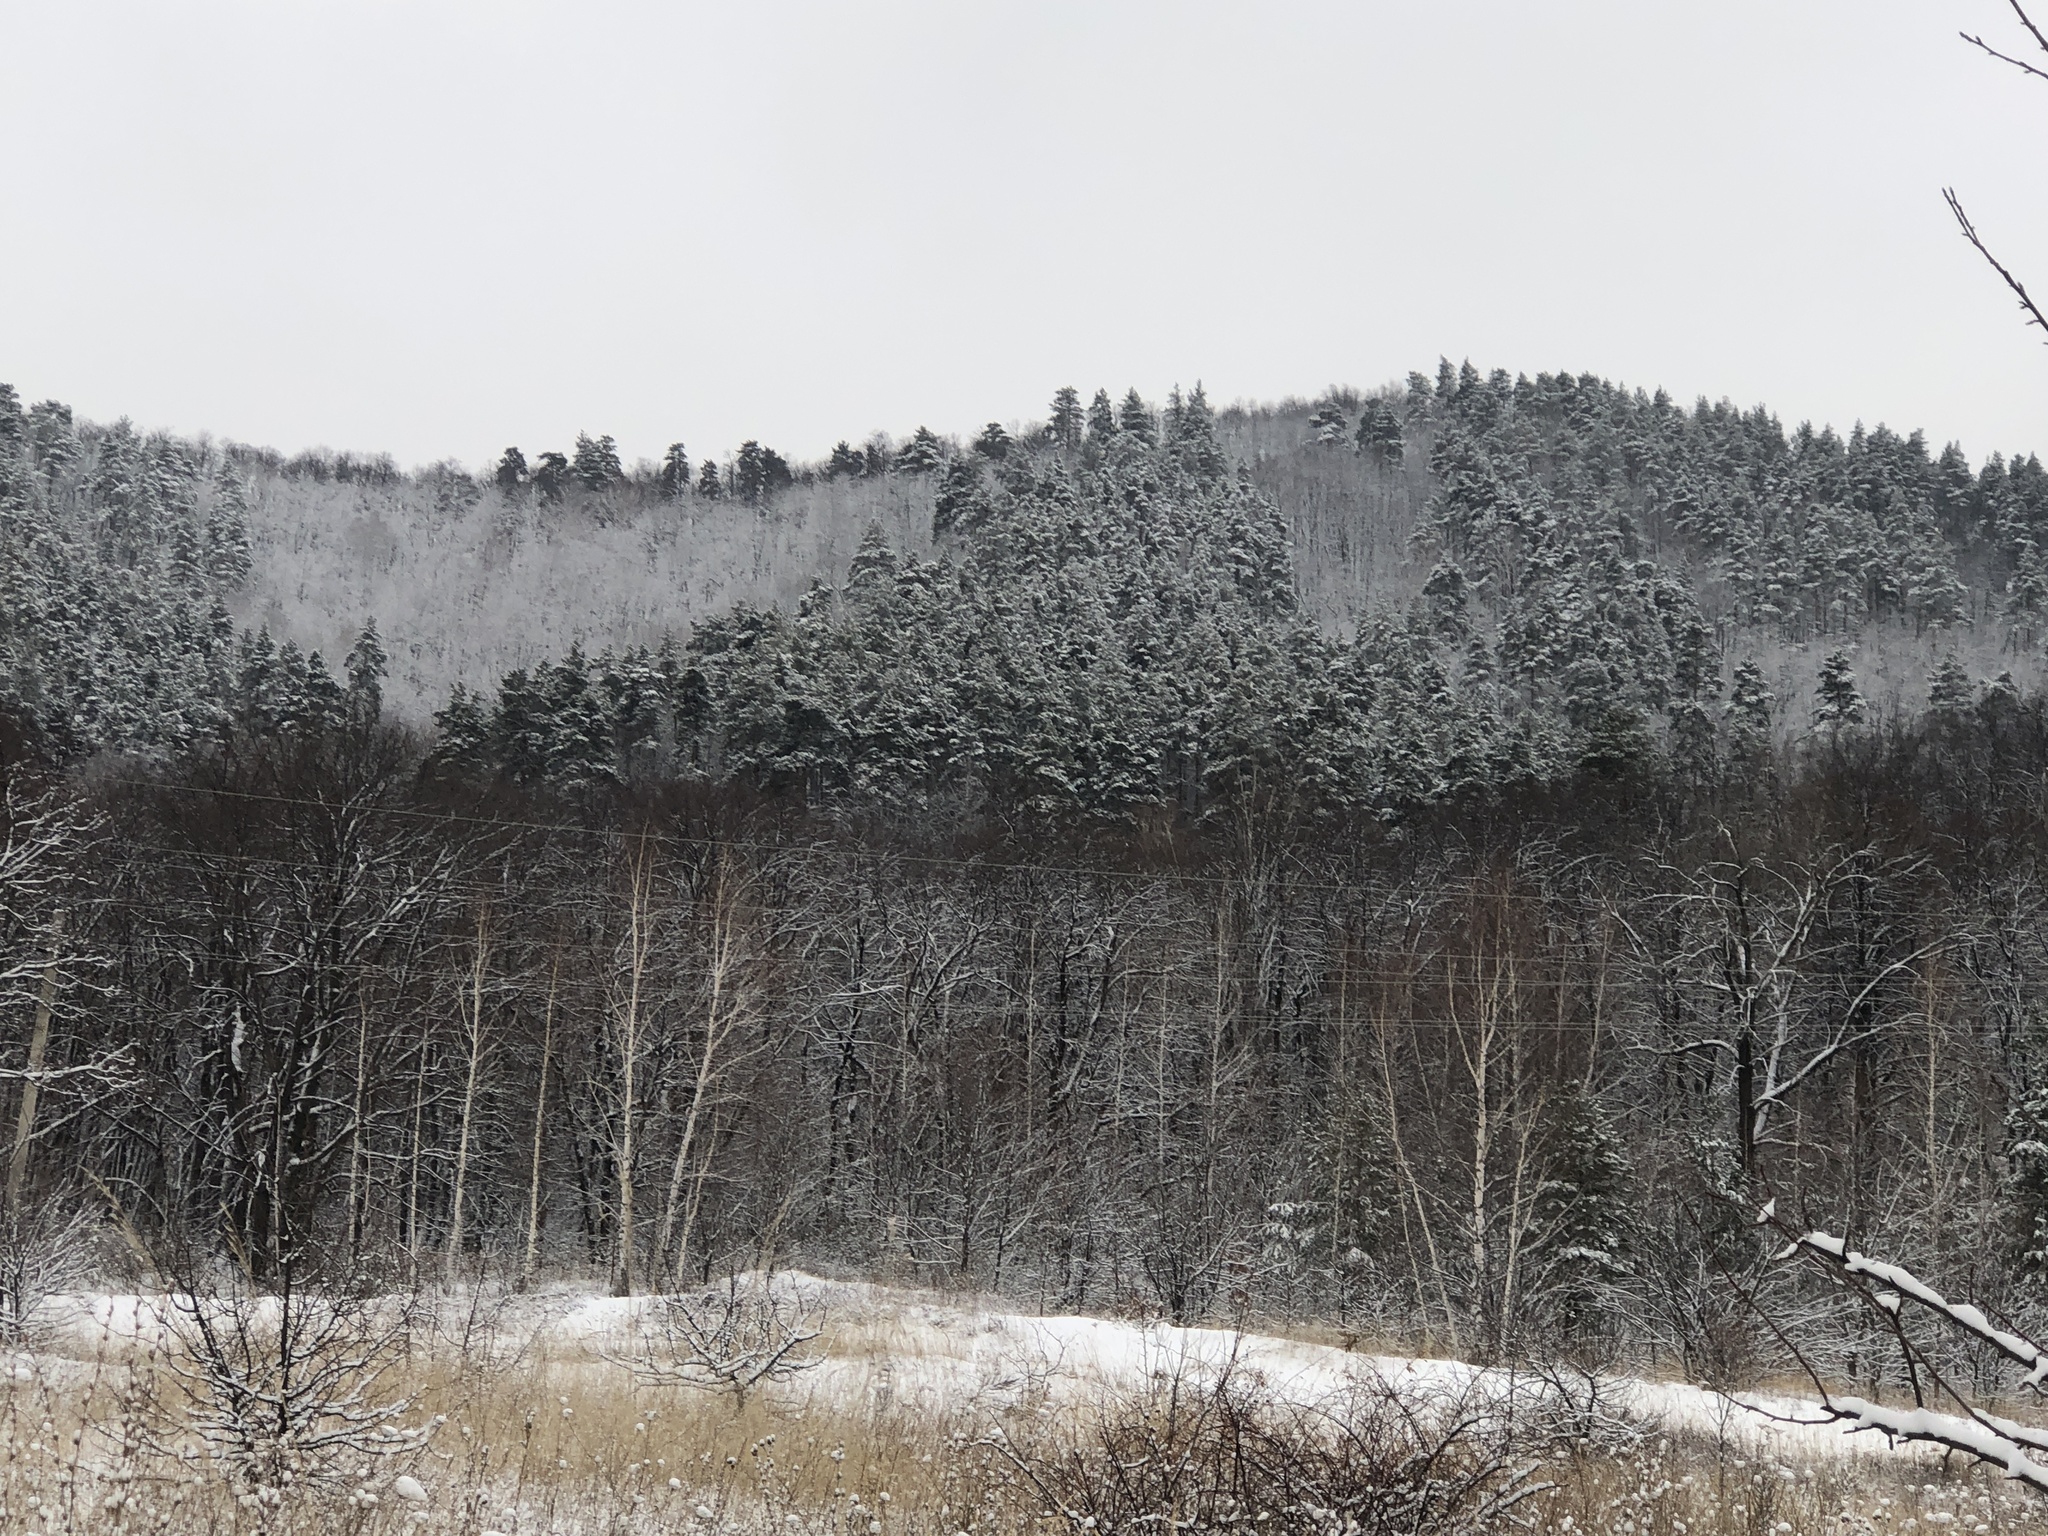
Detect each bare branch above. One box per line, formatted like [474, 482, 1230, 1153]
[1962, 31, 2048, 82]
[605, 1274, 824, 1406]
[2008, 0, 2048, 57]
[1947, 187, 2048, 338]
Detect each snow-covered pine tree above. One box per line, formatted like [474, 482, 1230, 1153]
[1531, 1084, 1635, 1339]
[657, 442, 691, 499]
[493, 446, 528, 494]
[1085, 388, 1118, 445]
[533, 451, 570, 502]
[1307, 399, 1348, 445]
[1355, 397, 1404, 468]
[572, 432, 623, 492]
[1812, 649, 1866, 731]
[733, 441, 792, 502]
[893, 427, 947, 475]
[205, 473, 253, 589]
[1117, 388, 1156, 445]
[826, 440, 863, 479]
[345, 622, 387, 729]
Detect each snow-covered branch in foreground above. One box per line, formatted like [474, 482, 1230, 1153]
[1809, 1398, 2048, 1491]
[1790, 1228, 2048, 1385]
[1755, 1212, 2048, 1492]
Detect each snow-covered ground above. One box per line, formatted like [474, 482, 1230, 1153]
[26, 1273, 1921, 1463]
[555, 1276, 1878, 1457]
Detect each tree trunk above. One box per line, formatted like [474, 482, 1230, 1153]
[6, 914, 63, 1213]
[523, 960, 558, 1290]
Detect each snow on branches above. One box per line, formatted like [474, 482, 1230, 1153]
[1751, 1205, 2048, 1492]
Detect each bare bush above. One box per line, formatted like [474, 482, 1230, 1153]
[0, 1196, 96, 1342]
[608, 1272, 824, 1406]
[990, 1357, 1556, 1536]
[156, 1259, 432, 1517]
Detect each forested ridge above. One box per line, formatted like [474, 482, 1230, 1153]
[5, 366, 2048, 1377]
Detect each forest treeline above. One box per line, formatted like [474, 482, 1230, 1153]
[2, 674, 2046, 1379]
[9, 367, 2047, 811]
[5, 369, 2048, 1378]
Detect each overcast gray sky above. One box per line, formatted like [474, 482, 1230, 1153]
[2, 1, 2044, 469]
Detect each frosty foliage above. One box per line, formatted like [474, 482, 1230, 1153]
[993, 1350, 1562, 1536]
[19, 363, 2048, 1417]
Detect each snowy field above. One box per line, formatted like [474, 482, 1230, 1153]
[28, 1273, 1894, 1458]
[0, 1275, 2037, 1535]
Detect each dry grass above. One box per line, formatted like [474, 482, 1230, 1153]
[0, 1290, 2044, 1535]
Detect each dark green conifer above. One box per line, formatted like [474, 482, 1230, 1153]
[572, 433, 623, 491]
[1085, 389, 1118, 443]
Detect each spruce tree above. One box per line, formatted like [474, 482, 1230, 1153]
[730, 441, 792, 501]
[1356, 399, 1405, 469]
[206, 473, 253, 588]
[1117, 388, 1156, 444]
[428, 683, 491, 771]
[1085, 389, 1118, 444]
[932, 459, 989, 537]
[572, 433, 623, 491]
[1307, 400, 1348, 445]
[1166, 383, 1226, 479]
[1048, 386, 1083, 453]
[972, 422, 1012, 460]
[297, 651, 347, 734]
[1420, 561, 1471, 643]
[894, 427, 947, 474]
[1725, 659, 1775, 764]
[27, 401, 76, 479]
[1669, 698, 1717, 783]
[169, 518, 205, 593]
[846, 522, 899, 593]
[1532, 1086, 1635, 1335]
[734, 441, 767, 500]
[698, 460, 723, 498]
[345, 621, 387, 727]
[1928, 656, 1973, 722]
[533, 451, 570, 502]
